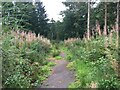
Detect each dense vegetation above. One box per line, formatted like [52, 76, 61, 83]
[2, 31, 53, 88]
[65, 34, 120, 88]
[1, 0, 120, 89]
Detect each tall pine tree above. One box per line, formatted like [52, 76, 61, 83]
[30, 2, 49, 36]
[2, 1, 49, 37]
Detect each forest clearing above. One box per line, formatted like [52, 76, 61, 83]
[1, 0, 120, 89]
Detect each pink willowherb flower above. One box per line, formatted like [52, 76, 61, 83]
[109, 30, 113, 45]
[103, 25, 107, 36]
[12, 30, 51, 46]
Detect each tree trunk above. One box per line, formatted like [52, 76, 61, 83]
[116, 2, 119, 48]
[104, 3, 108, 48]
[104, 3, 107, 35]
[116, 2, 120, 78]
[87, 0, 90, 40]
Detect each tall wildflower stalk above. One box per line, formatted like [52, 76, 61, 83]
[109, 30, 113, 45]
[96, 21, 101, 36]
[11, 30, 51, 48]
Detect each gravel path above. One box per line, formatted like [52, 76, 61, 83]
[40, 60, 75, 88]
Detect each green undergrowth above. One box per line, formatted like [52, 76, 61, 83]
[2, 31, 120, 88]
[50, 41, 68, 60]
[66, 34, 120, 88]
[2, 32, 53, 88]
[54, 56, 62, 60]
[50, 41, 60, 58]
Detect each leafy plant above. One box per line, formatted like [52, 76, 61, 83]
[98, 77, 120, 89]
[2, 31, 52, 88]
[65, 35, 120, 88]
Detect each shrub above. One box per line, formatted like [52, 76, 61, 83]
[66, 35, 120, 88]
[98, 77, 120, 89]
[2, 31, 52, 88]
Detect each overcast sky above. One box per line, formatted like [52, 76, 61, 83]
[41, 0, 66, 21]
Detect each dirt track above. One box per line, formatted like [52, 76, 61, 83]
[40, 60, 75, 88]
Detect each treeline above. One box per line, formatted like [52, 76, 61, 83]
[2, 2, 49, 36]
[2, 1, 119, 41]
[53, 2, 119, 40]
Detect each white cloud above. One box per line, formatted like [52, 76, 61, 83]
[41, 0, 66, 21]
